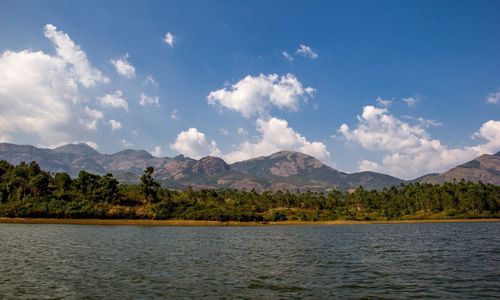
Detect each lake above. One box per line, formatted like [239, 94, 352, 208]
[0, 222, 499, 299]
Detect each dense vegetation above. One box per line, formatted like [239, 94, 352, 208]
[0, 160, 499, 221]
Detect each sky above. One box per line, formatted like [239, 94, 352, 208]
[0, 0, 499, 179]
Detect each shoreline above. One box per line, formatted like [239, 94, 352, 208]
[0, 217, 499, 226]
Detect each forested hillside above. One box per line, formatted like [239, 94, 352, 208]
[0, 160, 498, 221]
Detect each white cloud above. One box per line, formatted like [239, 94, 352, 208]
[207, 73, 314, 118]
[98, 90, 128, 111]
[170, 109, 180, 120]
[471, 120, 500, 153]
[359, 160, 380, 172]
[224, 117, 330, 163]
[305, 87, 316, 96]
[0, 24, 109, 147]
[79, 107, 103, 130]
[110, 53, 135, 78]
[219, 128, 229, 135]
[139, 93, 160, 107]
[121, 139, 133, 147]
[296, 44, 318, 59]
[376, 96, 392, 107]
[43, 24, 108, 87]
[170, 128, 221, 159]
[151, 146, 163, 157]
[85, 141, 99, 150]
[339, 105, 500, 179]
[109, 119, 122, 131]
[486, 90, 500, 104]
[402, 96, 418, 107]
[282, 51, 294, 61]
[163, 32, 175, 47]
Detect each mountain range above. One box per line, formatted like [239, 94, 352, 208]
[0, 143, 498, 191]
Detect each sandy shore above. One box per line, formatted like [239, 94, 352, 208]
[0, 217, 499, 226]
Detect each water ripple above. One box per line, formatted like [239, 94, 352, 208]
[0, 223, 499, 299]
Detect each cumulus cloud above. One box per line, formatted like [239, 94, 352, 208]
[170, 128, 221, 159]
[109, 119, 122, 131]
[219, 128, 229, 136]
[139, 93, 160, 107]
[470, 120, 500, 152]
[207, 73, 326, 163]
[224, 117, 330, 163]
[402, 96, 418, 107]
[163, 32, 175, 47]
[43, 24, 108, 87]
[282, 51, 294, 61]
[338, 105, 500, 179]
[296, 44, 318, 59]
[110, 53, 135, 78]
[207, 73, 314, 118]
[486, 90, 500, 104]
[79, 107, 104, 130]
[0, 24, 109, 147]
[98, 90, 128, 111]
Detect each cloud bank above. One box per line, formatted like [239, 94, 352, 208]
[0, 24, 109, 147]
[339, 105, 500, 179]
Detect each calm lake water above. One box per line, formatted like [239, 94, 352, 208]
[0, 222, 499, 299]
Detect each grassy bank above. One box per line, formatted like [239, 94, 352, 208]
[1, 217, 499, 227]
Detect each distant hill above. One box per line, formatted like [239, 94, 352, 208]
[231, 151, 404, 191]
[419, 152, 500, 185]
[0, 143, 498, 191]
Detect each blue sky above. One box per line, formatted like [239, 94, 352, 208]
[0, 0, 499, 179]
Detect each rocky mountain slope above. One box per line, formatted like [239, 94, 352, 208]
[231, 151, 404, 191]
[0, 143, 498, 191]
[419, 151, 500, 185]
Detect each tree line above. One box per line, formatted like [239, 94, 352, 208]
[0, 160, 498, 221]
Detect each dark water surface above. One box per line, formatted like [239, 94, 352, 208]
[0, 222, 499, 299]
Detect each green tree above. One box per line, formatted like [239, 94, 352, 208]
[140, 167, 160, 203]
[97, 173, 119, 203]
[54, 172, 73, 191]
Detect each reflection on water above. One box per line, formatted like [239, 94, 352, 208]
[0, 222, 499, 298]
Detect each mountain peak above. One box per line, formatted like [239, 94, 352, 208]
[268, 150, 309, 159]
[231, 150, 327, 180]
[111, 149, 153, 160]
[270, 150, 324, 168]
[173, 154, 186, 161]
[421, 151, 500, 185]
[191, 156, 230, 176]
[53, 143, 100, 157]
[270, 150, 300, 156]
